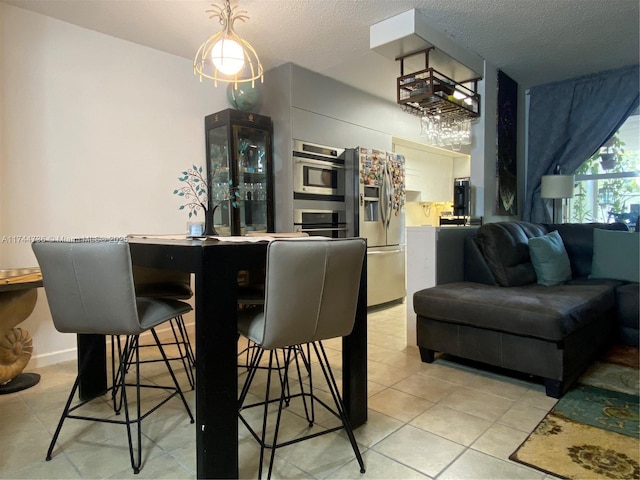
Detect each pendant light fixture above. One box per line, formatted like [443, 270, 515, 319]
[194, 0, 264, 87]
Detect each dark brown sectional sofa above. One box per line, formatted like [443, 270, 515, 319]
[413, 221, 639, 398]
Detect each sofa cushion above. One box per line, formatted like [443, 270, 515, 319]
[543, 222, 629, 278]
[529, 231, 572, 286]
[590, 228, 640, 283]
[413, 281, 616, 342]
[474, 222, 629, 287]
[476, 222, 548, 287]
[463, 237, 498, 285]
[616, 282, 640, 347]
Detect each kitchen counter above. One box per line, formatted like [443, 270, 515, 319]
[405, 226, 479, 345]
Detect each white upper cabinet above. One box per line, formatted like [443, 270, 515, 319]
[393, 137, 469, 203]
[405, 165, 422, 191]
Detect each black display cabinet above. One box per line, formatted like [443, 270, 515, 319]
[204, 109, 274, 236]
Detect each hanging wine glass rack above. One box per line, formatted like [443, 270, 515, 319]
[397, 48, 481, 120]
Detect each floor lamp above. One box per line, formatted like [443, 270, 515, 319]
[541, 174, 575, 223]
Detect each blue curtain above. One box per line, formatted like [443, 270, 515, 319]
[524, 65, 640, 222]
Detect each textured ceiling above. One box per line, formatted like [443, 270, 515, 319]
[4, 0, 639, 102]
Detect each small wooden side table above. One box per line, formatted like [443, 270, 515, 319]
[0, 268, 43, 394]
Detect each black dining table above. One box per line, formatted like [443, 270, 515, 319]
[77, 235, 368, 479]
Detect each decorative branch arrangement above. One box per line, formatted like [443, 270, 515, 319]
[173, 163, 240, 235]
[173, 165, 208, 219]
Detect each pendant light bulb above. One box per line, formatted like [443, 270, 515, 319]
[211, 38, 245, 75]
[193, 0, 264, 86]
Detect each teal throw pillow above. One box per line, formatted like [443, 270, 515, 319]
[590, 228, 640, 283]
[529, 230, 572, 286]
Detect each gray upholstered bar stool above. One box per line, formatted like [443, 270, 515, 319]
[237, 238, 367, 479]
[236, 232, 309, 369]
[32, 240, 195, 475]
[132, 266, 195, 389]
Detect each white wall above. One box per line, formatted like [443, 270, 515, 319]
[262, 63, 507, 232]
[0, 4, 227, 367]
[0, 5, 3, 240]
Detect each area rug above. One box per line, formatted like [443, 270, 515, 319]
[510, 345, 640, 479]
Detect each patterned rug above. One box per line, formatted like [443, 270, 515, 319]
[510, 345, 640, 479]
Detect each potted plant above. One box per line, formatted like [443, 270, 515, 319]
[599, 136, 619, 170]
[571, 132, 640, 223]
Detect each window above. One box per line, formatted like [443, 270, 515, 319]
[568, 113, 640, 229]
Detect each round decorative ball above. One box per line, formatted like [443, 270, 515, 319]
[226, 83, 261, 111]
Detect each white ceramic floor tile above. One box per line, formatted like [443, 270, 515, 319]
[366, 343, 402, 362]
[439, 387, 515, 422]
[392, 372, 459, 403]
[328, 450, 430, 479]
[367, 379, 388, 398]
[462, 372, 531, 401]
[267, 429, 366, 479]
[471, 423, 530, 460]
[438, 448, 546, 479]
[517, 388, 558, 409]
[107, 452, 195, 479]
[497, 401, 549, 433]
[351, 410, 404, 448]
[416, 361, 481, 386]
[367, 361, 415, 387]
[0, 417, 62, 475]
[410, 403, 492, 446]
[2, 302, 565, 479]
[0, 454, 81, 479]
[368, 388, 432, 422]
[372, 424, 465, 478]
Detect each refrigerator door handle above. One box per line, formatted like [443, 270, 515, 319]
[383, 165, 392, 230]
[379, 172, 388, 227]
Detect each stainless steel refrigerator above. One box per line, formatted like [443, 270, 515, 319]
[346, 147, 406, 306]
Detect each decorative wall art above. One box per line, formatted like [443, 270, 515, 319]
[495, 70, 518, 215]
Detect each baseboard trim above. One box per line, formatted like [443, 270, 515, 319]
[28, 320, 195, 369]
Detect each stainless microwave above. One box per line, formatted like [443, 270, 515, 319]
[292, 140, 345, 200]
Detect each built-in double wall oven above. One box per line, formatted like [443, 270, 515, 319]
[293, 208, 348, 238]
[292, 140, 351, 238]
[293, 139, 345, 200]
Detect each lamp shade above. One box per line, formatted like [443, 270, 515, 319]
[541, 175, 574, 199]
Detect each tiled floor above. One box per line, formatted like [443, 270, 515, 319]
[0, 302, 561, 479]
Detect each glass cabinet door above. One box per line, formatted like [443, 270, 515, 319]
[234, 125, 269, 234]
[205, 109, 273, 236]
[207, 125, 232, 235]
